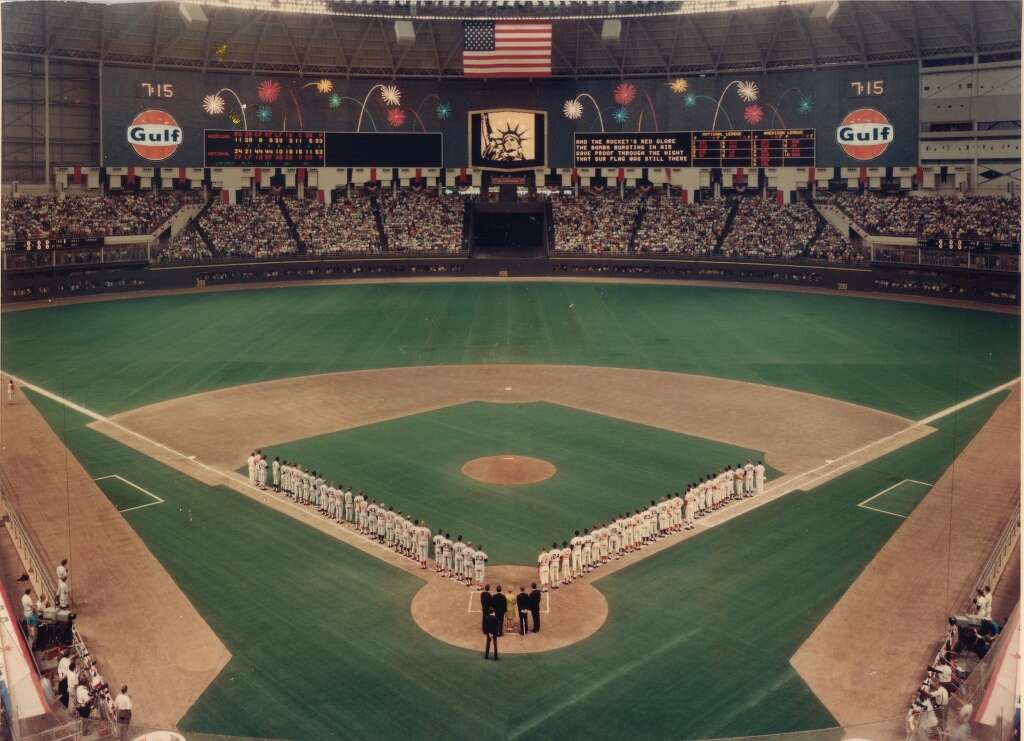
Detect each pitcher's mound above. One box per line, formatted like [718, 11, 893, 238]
[461, 455, 556, 485]
[411, 565, 607, 654]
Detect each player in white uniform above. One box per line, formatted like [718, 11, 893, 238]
[608, 519, 621, 557]
[537, 547, 550, 591]
[453, 536, 465, 581]
[354, 492, 366, 530]
[754, 461, 766, 495]
[597, 525, 609, 563]
[433, 530, 446, 572]
[473, 546, 487, 588]
[744, 460, 755, 496]
[734, 465, 744, 500]
[441, 533, 453, 575]
[271, 458, 281, 492]
[344, 488, 354, 522]
[547, 543, 560, 588]
[463, 542, 476, 584]
[581, 529, 593, 572]
[559, 542, 572, 585]
[684, 486, 697, 529]
[247, 452, 256, 486]
[570, 531, 583, 577]
[256, 456, 268, 490]
[367, 503, 378, 539]
[417, 523, 431, 568]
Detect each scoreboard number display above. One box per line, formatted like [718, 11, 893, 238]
[205, 130, 442, 168]
[205, 130, 325, 167]
[574, 130, 815, 168]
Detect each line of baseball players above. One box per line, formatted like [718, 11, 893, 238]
[246, 452, 491, 586]
[536, 460, 767, 591]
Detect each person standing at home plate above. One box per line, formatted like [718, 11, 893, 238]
[537, 546, 550, 591]
[754, 460, 766, 495]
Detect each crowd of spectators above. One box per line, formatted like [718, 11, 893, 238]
[285, 195, 382, 255]
[199, 194, 298, 258]
[157, 224, 212, 264]
[720, 198, 819, 259]
[820, 191, 1021, 242]
[378, 190, 465, 253]
[805, 223, 866, 263]
[2, 191, 202, 241]
[634, 197, 731, 255]
[550, 190, 642, 253]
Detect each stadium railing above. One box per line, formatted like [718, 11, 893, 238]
[0, 470, 118, 740]
[906, 489, 1020, 738]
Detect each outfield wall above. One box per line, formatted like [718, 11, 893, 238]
[1, 254, 1019, 307]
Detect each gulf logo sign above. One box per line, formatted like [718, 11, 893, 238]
[836, 108, 894, 161]
[127, 109, 182, 161]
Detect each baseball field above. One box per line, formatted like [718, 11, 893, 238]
[0, 280, 1019, 741]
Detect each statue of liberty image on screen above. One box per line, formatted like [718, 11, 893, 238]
[480, 110, 535, 163]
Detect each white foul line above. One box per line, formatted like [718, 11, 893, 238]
[857, 478, 933, 519]
[93, 474, 164, 513]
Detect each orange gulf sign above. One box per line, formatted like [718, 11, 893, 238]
[836, 108, 893, 161]
[127, 109, 182, 161]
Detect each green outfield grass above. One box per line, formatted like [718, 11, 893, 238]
[858, 479, 934, 518]
[255, 401, 778, 565]
[1, 282, 1018, 419]
[24, 388, 1006, 741]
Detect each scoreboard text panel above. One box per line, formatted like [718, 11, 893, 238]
[574, 130, 815, 168]
[205, 130, 442, 167]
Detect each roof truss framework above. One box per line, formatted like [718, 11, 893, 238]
[1, 0, 1019, 78]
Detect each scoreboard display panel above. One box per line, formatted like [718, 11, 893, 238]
[574, 129, 815, 168]
[205, 130, 325, 167]
[324, 132, 442, 167]
[205, 130, 442, 167]
[691, 130, 815, 167]
[574, 133, 691, 167]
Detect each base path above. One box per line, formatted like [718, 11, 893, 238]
[95, 364, 920, 481]
[0, 376, 231, 729]
[791, 384, 1021, 730]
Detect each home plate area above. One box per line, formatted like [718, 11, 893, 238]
[411, 565, 607, 654]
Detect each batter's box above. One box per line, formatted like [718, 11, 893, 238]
[857, 479, 933, 519]
[467, 590, 550, 614]
[94, 474, 165, 513]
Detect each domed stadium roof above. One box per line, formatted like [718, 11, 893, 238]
[2, 0, 1020, 78]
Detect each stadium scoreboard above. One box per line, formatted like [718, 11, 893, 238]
[574, 129, 815, 168]
[204, 130, 442, 168]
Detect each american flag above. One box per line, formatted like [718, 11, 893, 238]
[463, 21, 552, 78]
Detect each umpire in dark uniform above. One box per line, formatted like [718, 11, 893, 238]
[516, 587, 531, 636]
[529, 582, 542, 632]
[480, 585, 492, 634]
[492, 585, 507, 635]
[483, 608, 500, 660]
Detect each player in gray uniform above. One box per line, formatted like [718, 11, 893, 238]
[462, 543, 476, 584]
[441, 532, 454, 575]
[344, 487, 354, 523]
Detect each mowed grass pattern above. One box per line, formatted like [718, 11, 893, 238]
[25, 388, 1007, 740]
[1, 282, 1018, 418]
[261, 401, 777, 565]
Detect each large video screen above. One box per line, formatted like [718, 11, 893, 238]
[102, 65, 917, 167]
[469, 109, 546, 170]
